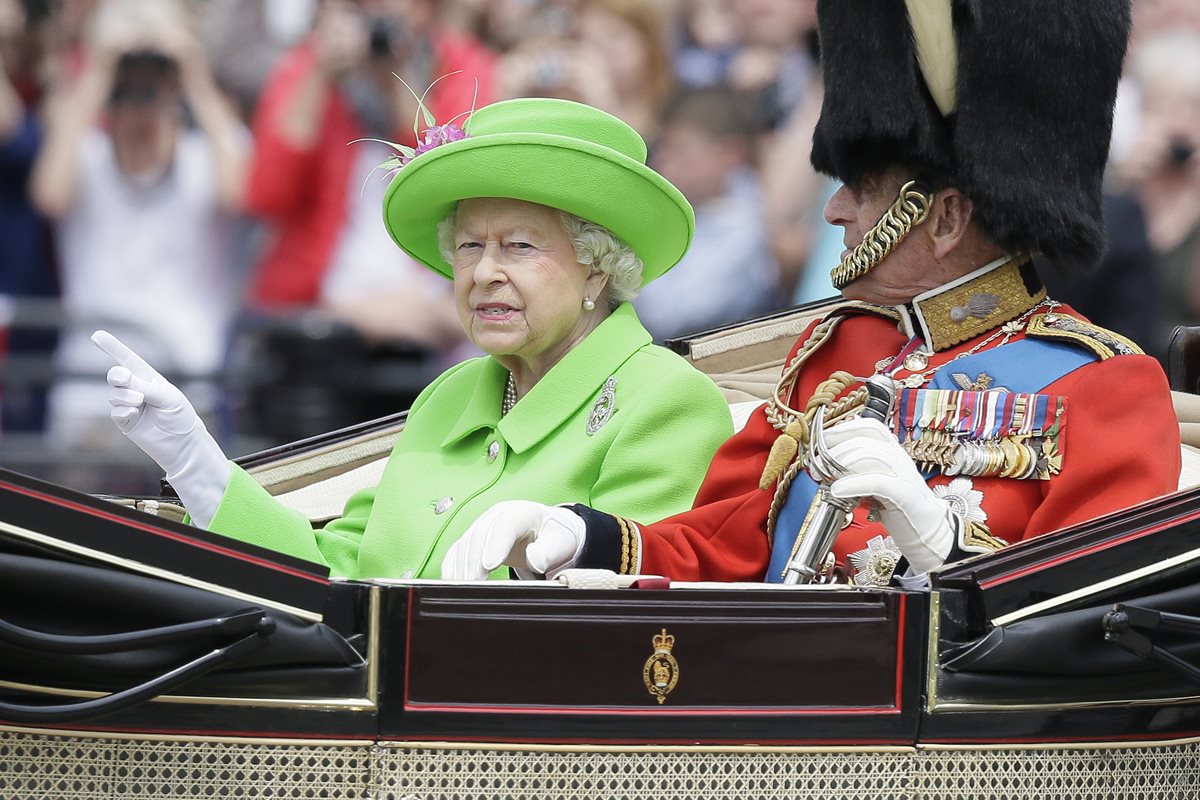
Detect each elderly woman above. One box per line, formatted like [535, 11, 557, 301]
[92, 97, 734, 579]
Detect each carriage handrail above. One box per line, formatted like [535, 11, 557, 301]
[0, 608, 265, 655]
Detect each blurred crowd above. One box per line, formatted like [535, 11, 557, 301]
[1, 0, 1199, 487]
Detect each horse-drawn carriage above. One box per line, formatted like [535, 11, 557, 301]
[2, 304, 1199, 799]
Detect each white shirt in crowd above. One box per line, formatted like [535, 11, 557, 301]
[49, 128, 243, 441]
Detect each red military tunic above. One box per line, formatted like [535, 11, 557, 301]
[627, 302, 1181, 583]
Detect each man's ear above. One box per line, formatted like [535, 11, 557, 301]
[928, 189, 975, 260]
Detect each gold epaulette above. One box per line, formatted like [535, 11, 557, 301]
[1025, 313, 1143, 360]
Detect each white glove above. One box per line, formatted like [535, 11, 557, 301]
[91, 330, 230, 528]
[823, 417, 955, 573]
[440, 500, 586, 581]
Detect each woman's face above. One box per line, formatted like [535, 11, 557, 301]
[451, 198, 608, 373]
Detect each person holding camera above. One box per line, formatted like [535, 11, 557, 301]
[242, 0, 495, 355]
[29, 0, 248, 447]
[1114, 30, 1200, 356]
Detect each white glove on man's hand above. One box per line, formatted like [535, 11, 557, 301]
[822, 417, 956, 573]
[92, 330, 230, 528]
[440, 500, 586, 581]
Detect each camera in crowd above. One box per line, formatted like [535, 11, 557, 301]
[1168, 136, 1195, 169]
[368, 14, 408, 59]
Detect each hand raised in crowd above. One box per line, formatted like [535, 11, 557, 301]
[92, 331, 231, 528]
[312, 0, 371, 78]
[0, 0, 24, 140]
[153, 19, 210, 91]
[0, 0, 22, 57]
[496, 44, 618, 112]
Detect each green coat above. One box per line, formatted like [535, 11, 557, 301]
[207, 304, 733, 578]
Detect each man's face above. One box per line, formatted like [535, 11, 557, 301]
[110, 64, 180, 132]
[823, 168, 931, 305]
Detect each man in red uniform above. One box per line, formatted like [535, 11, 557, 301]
[441, 0, 1182, 585]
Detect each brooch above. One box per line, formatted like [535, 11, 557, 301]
[587, 376, 617, 435]
[952, 371, 1005, 392]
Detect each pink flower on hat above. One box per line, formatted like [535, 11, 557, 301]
[406, 122, 468, 164]
[355, 71, 476, 181]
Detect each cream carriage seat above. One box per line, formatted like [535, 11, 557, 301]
[1171, 393, 1200, 490]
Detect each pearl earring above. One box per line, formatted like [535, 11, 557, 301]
[583, 296, 596, 311]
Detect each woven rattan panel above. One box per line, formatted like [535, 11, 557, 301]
[378, 746, 912, 799]
[2, 731, 1199, 799]
[912, 742, 1200, 800]
[0, 731, 373, 799]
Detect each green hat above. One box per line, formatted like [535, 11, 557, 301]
[381, 97, 695, 285]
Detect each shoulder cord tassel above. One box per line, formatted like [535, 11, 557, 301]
[760, 418, 808, 490]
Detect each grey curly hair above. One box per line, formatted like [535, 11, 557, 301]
[437, 204, 644, 308]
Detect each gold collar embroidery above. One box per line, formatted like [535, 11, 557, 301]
[901, 254, 1045, 352]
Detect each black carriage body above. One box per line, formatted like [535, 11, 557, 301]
[2, 465, 1200, 798]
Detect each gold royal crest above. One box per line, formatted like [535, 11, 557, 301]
[642, 628, 679, 704]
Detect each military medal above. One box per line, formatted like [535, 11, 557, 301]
[848, 535, 903, 587]
[933, 478, 989, 524]
[903, 351, 929, 372]
[894, 386, 1065, 480]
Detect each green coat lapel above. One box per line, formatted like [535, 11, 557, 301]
[499, 304, 650, 453]
[439, 303, 650, 453]
[439, 357, 507, 447]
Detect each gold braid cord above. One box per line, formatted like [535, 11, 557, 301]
[616, 516, 640, 575]
[757, 313, 877, 541]
[762, 316, 846, 488]
[759, 364, 868, 491]
[830, 180, 934, 290]
[763, 376, 868, 543]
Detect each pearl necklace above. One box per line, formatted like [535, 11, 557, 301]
[502, 373, 518, 415]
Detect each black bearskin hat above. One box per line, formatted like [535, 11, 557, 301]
[810, 0, 1132, 273]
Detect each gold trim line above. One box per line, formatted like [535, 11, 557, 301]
[0, 723, 376, 747]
